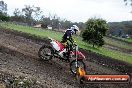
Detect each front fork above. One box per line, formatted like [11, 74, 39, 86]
[75, 45, 78, 67]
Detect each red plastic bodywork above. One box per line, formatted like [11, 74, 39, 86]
[54, 40, 65, 51]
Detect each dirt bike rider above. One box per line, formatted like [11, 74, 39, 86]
[59, 25, 80, 59]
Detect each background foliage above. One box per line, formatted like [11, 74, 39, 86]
[82, 18, 108, 47]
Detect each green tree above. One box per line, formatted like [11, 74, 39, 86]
[61, 20, 72, 29]
[22, 5, 42, 25]
[0, 1, 10, 21]
[82, 18, 108, 47]
[22, 5, 34, 25]
[10, 8, 25, 22]
[124, 0, 132, 6]
[33, 7, 43, 21]
[40, 16, 51, 28]
[13, 8, 22, 16]
[0, 12, 10, 21]
[0, 1, 7, 13]
[52, 18, 59, 29]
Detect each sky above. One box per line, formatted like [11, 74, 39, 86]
[2, 0, 132, 22]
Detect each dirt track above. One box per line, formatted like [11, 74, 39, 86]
[0, 28, 131, 88]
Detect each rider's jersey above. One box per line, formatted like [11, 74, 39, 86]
[62, 29, 75, 45]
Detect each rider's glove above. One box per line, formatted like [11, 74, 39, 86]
[73, 42, 77, 46]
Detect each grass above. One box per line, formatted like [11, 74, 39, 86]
[0, 22, 63, 40]
[127, 38, 132, 42]
[77, 41, 132, 63]
[112, 36, 132, 43]
[0, 22, 132, 64]
[100, 47, 132, 63]
[104, 37, 132, 50]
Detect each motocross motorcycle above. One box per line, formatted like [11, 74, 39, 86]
[38, 37, 86, 74]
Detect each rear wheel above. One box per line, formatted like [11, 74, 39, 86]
[70, 60, 86, 75]
[38, 45, 53, 61]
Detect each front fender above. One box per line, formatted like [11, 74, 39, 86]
[72, 51, 85, 60]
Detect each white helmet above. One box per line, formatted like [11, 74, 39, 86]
[71, 25, 80, 34]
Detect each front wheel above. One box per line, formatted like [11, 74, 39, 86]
[70, 60, 86, 75]
[38, 45, 53, 61]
